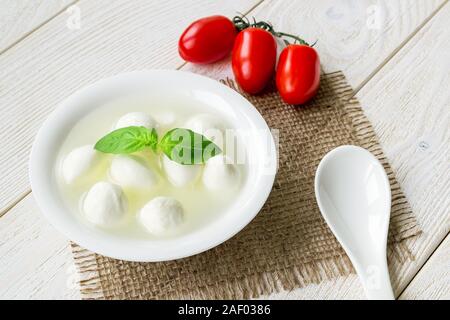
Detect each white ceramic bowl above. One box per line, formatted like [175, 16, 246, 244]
[29, 70, 277, 262]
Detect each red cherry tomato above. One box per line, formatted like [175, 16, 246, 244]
[232, 28, 277, 94]
[276, 44, 320, 105]
[178, 15, 237, 64]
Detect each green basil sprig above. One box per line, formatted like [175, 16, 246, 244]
[94, 126, 221, 165]
[94, 126, 158, 154]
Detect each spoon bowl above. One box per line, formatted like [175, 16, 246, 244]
[315, 145, 394, 299]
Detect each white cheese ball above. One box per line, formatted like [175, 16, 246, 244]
[139, 197, 184, 235]
[115, 112, 156, 130]
[162, 155, 201, 187]
[184, 113, 224, 147]
[153, 112, 176, 127]
[110, 155, 158, 189]
[82, 182, 127, 227]
[62, 145, 99, 184]
[202, 155, 240, 191]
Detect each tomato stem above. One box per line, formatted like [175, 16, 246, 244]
[232, 15, 312, 46]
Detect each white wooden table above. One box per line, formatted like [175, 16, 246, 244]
[0, 0, 448, 300]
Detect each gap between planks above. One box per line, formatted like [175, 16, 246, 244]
[0, 0, 81, 57]
[351, 0, 449, 96]
[397, 230, 450, 298]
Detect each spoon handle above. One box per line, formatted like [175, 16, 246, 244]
[354, 257, 395, 300]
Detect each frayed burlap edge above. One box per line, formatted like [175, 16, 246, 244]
[72, 241, 417, 299]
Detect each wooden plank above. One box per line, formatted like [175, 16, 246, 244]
[399, 234, 450, 300]
[0, 0, 74, 53]
[1, 0, 449, 299]
[0, 194, 80, 299]
[262, 275, 365, 300]
[185, 0, 445, 88]
[0, 0, 261, 215]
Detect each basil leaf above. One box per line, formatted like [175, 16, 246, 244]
[147, 128, 159, 152]
[94, 126, 157, 154]
[159, 128, 221, 165]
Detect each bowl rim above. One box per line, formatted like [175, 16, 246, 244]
[29, 70, 277, 262]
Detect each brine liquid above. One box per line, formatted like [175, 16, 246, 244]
[55, 94, 246, 239]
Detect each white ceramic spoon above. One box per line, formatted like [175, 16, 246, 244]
[315, 145, 394, 300]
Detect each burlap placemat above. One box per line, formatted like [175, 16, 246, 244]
[72, 71, 421, 299]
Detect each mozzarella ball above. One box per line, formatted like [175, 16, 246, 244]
[139, 197, 184, 235]
[115, 112, 156, 130]
[162, 155, 200, 187]
[153, 112, 176, 127]
[82, 182, 127, 227]
[184, 113, 224, 147]
[202, 155, 240, 190]
[109, 155, 158, 189]
[62, 145, 99, 184]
